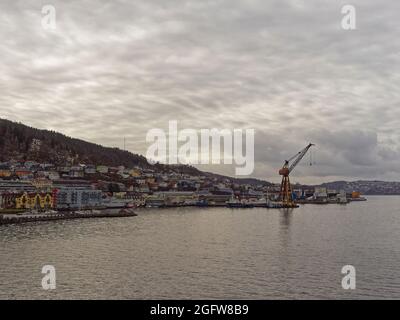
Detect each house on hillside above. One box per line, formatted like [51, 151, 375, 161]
[96, 165, 109, 174]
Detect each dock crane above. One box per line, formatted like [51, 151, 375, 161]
[279, 143, 314, 207]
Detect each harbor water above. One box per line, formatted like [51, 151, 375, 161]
[0, 196, 399, 299]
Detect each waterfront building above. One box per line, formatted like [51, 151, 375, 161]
[31, 178, 53, 191]
[314, 187, 328, 202]
[338, 190, 348, 203]
[15, 192, 55, 210]
[15, 170, 33, 180]
[0, 191, 55, 211]
[51, 180, 103, 209]
[200, 193, 231, 206]
[152, 191, 197, 206]
[0, 181, 36, 193]
[212, 187, 233, 195]
[245, 189, 264, 198]
[0, 192, 18, 209]
[53, 186, 102, 210]
[351, 191, 361, 199]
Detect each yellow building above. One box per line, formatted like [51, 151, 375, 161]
[15, 192, 54, 210]
[129, 169, 141, 177]
[0, 170, 12, 178]
[351, 191, 361, 198]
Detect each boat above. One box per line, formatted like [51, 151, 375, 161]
[126, 202, 136, 208]
[349, 197, 367, 202]
[102, 198, 129, 209]
[226, 197, 254, 208]
[43, 209, 58, 215]
[248, 197, 270, 207]
[265, 201, 291, 208]
[74, 210, 91, 215]
[145, 199, 165, 208]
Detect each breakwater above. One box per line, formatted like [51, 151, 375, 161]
[0, 210, 137, 226]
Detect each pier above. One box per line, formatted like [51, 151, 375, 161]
[0, 210, 137, 226]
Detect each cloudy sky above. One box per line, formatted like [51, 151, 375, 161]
[1, 0, 399, 183]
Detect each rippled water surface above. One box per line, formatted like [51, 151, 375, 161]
[1, 196, 400, 299]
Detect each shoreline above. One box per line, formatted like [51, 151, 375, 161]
[0, 209, 137, 226]
[0, 197, 369, 226]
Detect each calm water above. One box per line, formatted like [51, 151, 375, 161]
[1, 196, 399, 299]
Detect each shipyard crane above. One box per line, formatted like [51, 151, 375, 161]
[279, 143, 314, 207]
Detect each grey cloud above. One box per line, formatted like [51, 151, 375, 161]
[0, 0, 399, 182]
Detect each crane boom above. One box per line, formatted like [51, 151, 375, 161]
[288, 143, 314, 173]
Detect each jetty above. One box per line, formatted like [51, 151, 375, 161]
[0, 209, 137, 226]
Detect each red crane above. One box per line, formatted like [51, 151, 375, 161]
[279, 143, 314, 207]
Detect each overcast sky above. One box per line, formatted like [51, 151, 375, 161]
[1, 0, 399, 183]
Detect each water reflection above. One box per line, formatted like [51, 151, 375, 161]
[278, 208, 294, 228]
[0, 196, 399, 299]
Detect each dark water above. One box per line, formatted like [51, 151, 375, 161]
[1, 196, 399, 299]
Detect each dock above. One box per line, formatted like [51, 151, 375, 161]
[0, 210, 137, 226]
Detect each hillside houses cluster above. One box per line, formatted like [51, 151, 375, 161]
[0, 160, 273, 212]
[0, 161, 139, 181]
[0, 160, 270, 192]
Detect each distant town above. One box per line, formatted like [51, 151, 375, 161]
[3, 157, 395, 215]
